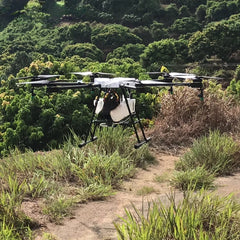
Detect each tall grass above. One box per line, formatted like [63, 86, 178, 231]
[176, 131, 240, 176]
[115, 190, 240, 240]
[172, 131, 240, 191]
[0, 126, 154, 236]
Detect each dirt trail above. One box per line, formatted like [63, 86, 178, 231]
[35, 152, 240, 240]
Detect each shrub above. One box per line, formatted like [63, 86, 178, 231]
[149, 86, 240, 149]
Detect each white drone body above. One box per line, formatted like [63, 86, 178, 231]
[93, 77, 137, 88]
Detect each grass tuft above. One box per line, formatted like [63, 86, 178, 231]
[114, 190, 240, 239]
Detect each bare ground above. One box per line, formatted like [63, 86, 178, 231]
[30, 150, 240, 240]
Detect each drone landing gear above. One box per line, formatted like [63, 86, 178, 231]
[79, 136, 98, 148]
[120, 86, 151, 149]
[79, 88, 102, 148]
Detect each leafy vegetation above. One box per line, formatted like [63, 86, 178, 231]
[0, 0, 240, 239]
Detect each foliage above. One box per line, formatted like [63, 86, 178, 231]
[106, 43, 145, 62]
[115, 190, 240, 240]
[61, 43, 103, 61]
[140, 39, 177, 70]
[91, 24, 142, 53]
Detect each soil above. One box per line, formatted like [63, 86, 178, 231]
[29, 149, 240, 240]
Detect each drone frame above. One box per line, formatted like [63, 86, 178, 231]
[16, 73, 206, 149]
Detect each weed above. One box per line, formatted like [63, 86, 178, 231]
[154, 172, 170, 183]
[136, 186, 156, 196]
[171, 166, 215, 191]
[149, 87, 240, 149]
[77, 183, 113, 202]
[43, 196, 74, 224]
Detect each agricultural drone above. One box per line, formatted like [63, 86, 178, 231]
[16, 71, 220, 148]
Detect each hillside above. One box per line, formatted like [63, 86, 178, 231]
[0, 0, 239, 155]
[0, 1, 240, 239]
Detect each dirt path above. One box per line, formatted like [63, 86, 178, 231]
[35, 152, 240, 240]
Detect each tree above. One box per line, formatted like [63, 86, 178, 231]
[61, 43, 104, 61]
[67, 22, 92, 43]
[106, 43, 145, 61]
[140, 39, 176, 69]
[179, 5, 191, 18]
[91, 24, 142, 52]
[150, 21, 168, 41]
[188, 31, 211, 61]
[64, 0, 81, 14]
[195, 4, 207, 23]
[0, 0, 28, 15]
[170, 17, 201, 36]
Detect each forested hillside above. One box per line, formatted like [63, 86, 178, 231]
[0, 0, 240, 155]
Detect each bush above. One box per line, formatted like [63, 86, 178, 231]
[149, 86, 240, 149]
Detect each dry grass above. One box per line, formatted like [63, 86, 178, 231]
[149, 87, 240, 150]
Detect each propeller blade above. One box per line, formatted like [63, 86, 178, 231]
[198, 76, 223, 80]
[71, 71, 94, 76]
[71, 71, 115, 77]
[17, 80, 51, 86]
[37, 74, 60, 79]
[15, 75, 60, 81]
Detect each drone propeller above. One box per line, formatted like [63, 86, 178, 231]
[17, 79, 52, 86]
[71, 71, 115, 78]
[15, 74, 60, 81]
[148, 72, 222, 82]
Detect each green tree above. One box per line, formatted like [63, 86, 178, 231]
[188, 31, 211, 61]
[195, 4, 207, 23]
[106, 43, 145, 62]
[61, 43, 104, 61]
[150, 21, 168, 41]
[91, 24, 142, 52]
[170, 17, 201, 36]
[67, 22, 92, 43]
[0, 0, 28, 15]
[140, 39, 176, 69]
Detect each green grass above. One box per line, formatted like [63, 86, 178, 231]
[172, 131, 240, 191]
[0, 126, 154, 235]
[136, 186, 156, 196]
[114, 190, 240, 240]
[154, 172, 171, 183]
[176, 131, 240, 176]
[171, 166, 215, 191]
